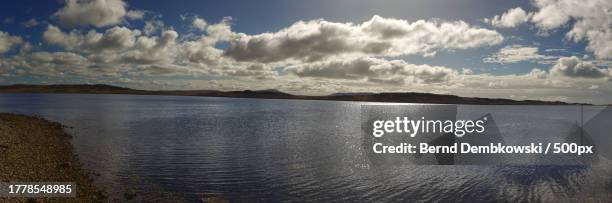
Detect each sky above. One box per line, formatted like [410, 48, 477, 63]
[0, 0, 611, 104]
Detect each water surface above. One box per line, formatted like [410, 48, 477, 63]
[0, 93, 610, 202]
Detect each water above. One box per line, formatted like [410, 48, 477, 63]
[0, 93, 611, 202]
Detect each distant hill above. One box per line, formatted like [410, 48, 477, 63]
[329, 92, 375, 97]
[0, 84, 588, 105]
[0, 84, 136, 94]
[320, 92, 580, 105]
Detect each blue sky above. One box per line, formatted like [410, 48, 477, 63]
[0, 0, 611, 103]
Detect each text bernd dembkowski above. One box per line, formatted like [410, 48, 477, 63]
[373, 143, 543, 154]
[372, 142, 593, 155]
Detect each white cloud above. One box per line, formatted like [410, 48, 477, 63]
[204, 17, 234, 41]
[531, 0, 612, 59]
[43, 25, 142, 53]
[94, 26, 142, 52]
[483, 45, 556, 64]
[31, 16, 504, 84]
[486, 7, 530, 28]
[41, 25, 172, 76]
[21, 18, 40, 28]
[544, 48, 567, 53]
[37, 20, 247, 78]
[285, 57, 458, 85]
[529, 68, 548, 79]
[10, 51, 92, 77]
[0, 31, 23, 54]
[488, 80, 509, 88]
[119, 30, 179, 65]
[192, 17, 208, 31]
[178, 18, 235, 64]
[126, 10, 145, 20]
[221, 64, 279, 80]
[225, 15, 503, 63]
[42, 25, 82, 50]
[518, 56, 612, 81]
[550, 56, 610, 79]
[143, 19, 164, 35]
[54, 0, 140, 27]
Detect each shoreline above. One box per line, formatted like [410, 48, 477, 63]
[0, 113, 105, 202]
[0, 84, 592, 105]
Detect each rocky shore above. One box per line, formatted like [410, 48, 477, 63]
[0, 113, 105, 202]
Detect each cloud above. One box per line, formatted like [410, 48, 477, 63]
[36, 21, 245, 78]
[486, 7, 530, 28]
[192, 17, 208, 31]
[529, 68, 548, 79]
[550, 56, 610, 78]
[130, 64, 198, 76]
[29, 16, 505, 85]
[178, 19, 235, 69]
[225, 15, 503, 63]
[285, 57, 458, 84]
[43, 25, 142, 53]
[21, 18, 40, 28]
[30, 51, 88, 68]
[8, 51, 92, 77]
[143, 19, 164, 35]
[126, 10, 145, 20]
[30, 52, 86, 65]
[204, 17, 235, 41]
[0, 31, 23, 54]
[40, 25, 176, 76]
[521, 56, 611, 81]
[221, 64, 279, 80]
[488, 80, 508, 88]
[483, 45, 556, 64]
[531, 0, 612, 59]
[54, 0, 140, 27]
[94, 26, 142, 52]
[178, 17, 235, 64]
[3, 18, 14, 24]
[544, 48, 567, 53]
[118, 30, 179, 65]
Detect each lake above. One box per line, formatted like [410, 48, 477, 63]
[0, 93, 610, 202]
